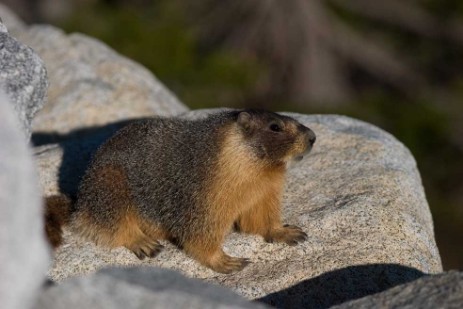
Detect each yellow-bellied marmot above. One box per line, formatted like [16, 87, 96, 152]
[45, 109, 316, 273]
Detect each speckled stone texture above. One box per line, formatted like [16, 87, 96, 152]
[0, 19, 48, 139]
[0, 90, 50, 309]
[332, 271, 463, 309]
[38, 110, 442, 306]
[35, 267, 268, 309]
[12, 24, 187, 134]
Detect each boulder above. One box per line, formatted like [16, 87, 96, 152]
[0, 90, 50, 309]
[0, 18, 47, 139]
[35, 267, 267, 309]
[12, 24, 187, 134]
[333, 271, 463, 309]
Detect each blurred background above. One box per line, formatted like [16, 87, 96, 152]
[2, 0, 463, 270]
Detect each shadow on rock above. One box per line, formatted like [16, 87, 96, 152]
[257, 263, 426, 309]
[32, 118, 146, 197]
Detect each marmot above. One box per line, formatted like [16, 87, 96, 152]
[45, 109, 316, 273]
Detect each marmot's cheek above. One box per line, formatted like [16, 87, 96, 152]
[257, 145, 267, 159]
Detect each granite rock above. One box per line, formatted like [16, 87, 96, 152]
[35, 267, 268, 309]
[0, 90, 50, 309]
[38, 111, 442, 305]
[12, 24, 187, 134]
[333, 271, 463, 309]
[0, 19, 47, 139]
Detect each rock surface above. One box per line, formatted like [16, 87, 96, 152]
[333, 271, 463, 309]
[13, 24, 187, 134]
[38, 110, 442, 305]
[35, 267, 267, 309]
[0, 18, 48, 138]
[0, 90, 50, 309]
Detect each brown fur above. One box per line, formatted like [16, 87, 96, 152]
[43, 110, 315, 273]
[44, 195, 72, 248]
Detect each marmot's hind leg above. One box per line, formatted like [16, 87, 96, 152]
[112, 211, 165, 259]
[73, 164, 165, 259]
[125, 216, 168, 259]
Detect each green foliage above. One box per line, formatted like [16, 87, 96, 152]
[424, 0, 463, 18]
[61, 1, 263, 108]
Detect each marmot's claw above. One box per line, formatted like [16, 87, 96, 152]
[212, 255, 250, 274]
[134, 250, 146, 260]
[149, 244, 164, 258]
[130, 240, 164, 260]
[265, 225, 307, 246]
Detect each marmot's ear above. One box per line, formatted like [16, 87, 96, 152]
[237, 112, 252, 131]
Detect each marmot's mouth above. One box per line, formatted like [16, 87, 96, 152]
[293, 144, 313, 162]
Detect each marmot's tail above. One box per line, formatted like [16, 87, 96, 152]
[44, 194, 72, 248]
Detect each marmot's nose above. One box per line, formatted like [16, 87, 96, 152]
[299, 125, 316, 146]
[308, 131, 316, 146]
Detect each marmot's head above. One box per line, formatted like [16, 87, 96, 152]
[235, 110, 316, 164]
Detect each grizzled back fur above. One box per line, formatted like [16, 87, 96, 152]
[73, 113, 231, 242]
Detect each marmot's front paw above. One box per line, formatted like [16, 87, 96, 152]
[210, 254, 250, 274]
[265, 224, 307, 246]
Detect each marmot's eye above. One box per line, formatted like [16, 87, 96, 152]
[270, 124, 282, 132]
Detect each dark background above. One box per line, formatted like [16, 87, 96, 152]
[3, 0, 463, 270]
